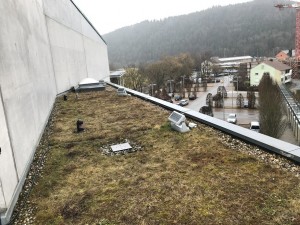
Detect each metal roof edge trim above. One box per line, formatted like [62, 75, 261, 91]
[69, 0, 107, 45]
[107, 82, 300, 163]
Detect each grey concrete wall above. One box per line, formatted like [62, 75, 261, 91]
[46, 18, 88, 93]
[0, 89, 18, 211]
[44, 0, 110, 93]
[0, 0, 57, 196]
[0, 0, 109, 223]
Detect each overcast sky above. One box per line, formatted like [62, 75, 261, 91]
[72, 0, 252, 35]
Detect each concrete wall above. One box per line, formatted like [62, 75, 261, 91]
[44, 0, 109, 93]
[0, 0, 109, 223]
[0, 88, 18, 212]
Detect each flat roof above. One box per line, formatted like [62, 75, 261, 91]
[110, 70, 125, 78]
[218, 56, 253, 62]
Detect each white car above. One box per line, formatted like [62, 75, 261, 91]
[250, 121, 260, 132]
[227, 113, 237, 124]
[177, 99, 189, 106]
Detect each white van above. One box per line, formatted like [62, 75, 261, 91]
[250, 121, 260, 132]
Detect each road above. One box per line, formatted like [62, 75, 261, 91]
[184, 76, 259, 125]
[173, 75, 297, 145]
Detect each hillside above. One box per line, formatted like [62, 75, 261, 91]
[103, 0, 296, 67]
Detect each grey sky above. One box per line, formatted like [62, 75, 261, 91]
[72, 0, 252, 35]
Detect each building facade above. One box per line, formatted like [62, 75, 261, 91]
[250, 60, 292, 86]
[0, 1, 109, 224]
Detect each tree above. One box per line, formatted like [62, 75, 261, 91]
[258, 73, 287, 138]
[123, 67, 146, 91]
[236, 93, 244, 108]
[206, 93, 213, 107]
[247, 88, 256, 109]
[143, 53, 195, 94]
[213, 93, 223, 108]
[235, 63, 249, 91]
[192, 52, 212, 92]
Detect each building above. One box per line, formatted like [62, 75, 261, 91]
[250, 60, 292, 86]
[212, 56, 254, 75]
[110, 70, 126, 86]
[276, 49, 295, 61]
[215, 56, 253, 64]
[0, 0, 109, 223]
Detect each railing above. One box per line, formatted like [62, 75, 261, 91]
[279, 85, 300, 144]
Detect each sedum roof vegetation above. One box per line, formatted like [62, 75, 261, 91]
[13, 87, 300, 225]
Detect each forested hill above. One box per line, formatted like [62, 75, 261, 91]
[103, 0, 295, 68]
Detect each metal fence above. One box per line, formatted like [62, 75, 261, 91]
[279, 85, 300, 144]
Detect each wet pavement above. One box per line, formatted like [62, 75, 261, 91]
[174, 76, 298, 145]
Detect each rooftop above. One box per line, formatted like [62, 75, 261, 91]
[12, 87, 300, 224]
[217, 56, 253, 62]
[262, 60, 292, 71]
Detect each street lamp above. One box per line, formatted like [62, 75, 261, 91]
[180, 75, 185, 97]
[231, 75, 233, 109]
[149, 84, 156, 96]
[167, 80, 174, 93]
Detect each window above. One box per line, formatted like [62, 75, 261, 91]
[255, 73, 258, 76]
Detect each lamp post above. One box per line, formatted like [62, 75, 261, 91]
[223, 93, 225, 121]
[180, 75, 185, 97]
[223, 77, 225, 121]
[167, 80, 174, 93]
[150, 84, 156, 96]
[231, 75, 233, 109]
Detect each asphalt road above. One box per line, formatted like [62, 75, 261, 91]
[182, 76, 259, 125]
[173, 76, 297, 145]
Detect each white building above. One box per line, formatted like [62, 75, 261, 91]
[250, 60, 292, 86]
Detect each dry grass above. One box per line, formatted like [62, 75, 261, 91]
[18, 87, 300, 224]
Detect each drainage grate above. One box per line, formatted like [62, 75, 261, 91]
[100, 140, 143, 156]
[111, 143, 132, 152]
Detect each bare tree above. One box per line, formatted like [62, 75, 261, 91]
[143, 53, 195, 94]
[213, 93, 223, 108]
[206, 93, 213, 107]
[123, 67, 146, 91]
[247, 89, 256, 109]
[236, 93, 244, 108]
[258, 73, 287, 138]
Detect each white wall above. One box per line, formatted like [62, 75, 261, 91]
[0, 89, 18, 211]
[44, 0, 110, 93]
[0, 0, 57, 180]
[0, 0, 109, 223]
[46, 18, 88, 93]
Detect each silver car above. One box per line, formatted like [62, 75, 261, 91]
[177, 99, 189, 106]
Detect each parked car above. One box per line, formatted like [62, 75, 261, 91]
[174, 95, 182, 101]
[188, 94, 196, 100]
[177, 99, 189, 106]
[250, 121, 260, 132]
[227, 113, 237, 124]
